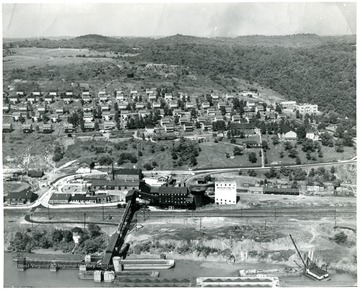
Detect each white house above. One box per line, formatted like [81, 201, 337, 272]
[215, 180, 237, 205]
[306, 130, 320, 141]
[296, 103, 318, 114]
[280, 101, 297, 110]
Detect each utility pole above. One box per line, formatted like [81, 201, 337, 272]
[274, 207, 277, 220]
[264, 220, 267, 231]
[102, 204, 105, 220]
[334, 207, 337, 227]
[47, 205, 51, 220]
[83, 213, 86, 230]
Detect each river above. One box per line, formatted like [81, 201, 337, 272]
[4, 252, 357, 287]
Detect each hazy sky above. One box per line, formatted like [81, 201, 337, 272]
[2, 2, 356, 38]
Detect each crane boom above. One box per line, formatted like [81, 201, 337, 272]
[289, 234, 307, 268]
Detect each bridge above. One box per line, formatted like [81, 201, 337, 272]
[102, 190, 138, 268]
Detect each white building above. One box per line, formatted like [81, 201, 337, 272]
[280, 101, 297, 110]
[296, 103, 318, 114]
[215, 180, 237, 205]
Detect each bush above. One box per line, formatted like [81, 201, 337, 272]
[334, 232, 347, 245]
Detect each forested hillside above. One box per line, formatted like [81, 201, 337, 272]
[135, 36, 356, 120]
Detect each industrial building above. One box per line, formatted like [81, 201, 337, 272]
[215, 180, 237, 205]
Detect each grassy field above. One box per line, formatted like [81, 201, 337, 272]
[3, 48, 117, 71]
[263, 135, 356, 166]
[195, 142, 262, 169]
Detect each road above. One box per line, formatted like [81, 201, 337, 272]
[24, 205, 356, 226]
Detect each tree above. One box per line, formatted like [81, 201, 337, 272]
[296, 156, 301, 165]
[308, 168, 316, 177]
[334, 232, 347, 245]
[272, 135, 280, 145]
[284, 141, 292, 151]
[330, 166, 336, 174]
[288, 148, 298, 158]
[88, 224, 101, 238]
[248, 152, 257, 163]
[265, 167, 276, 179]
[247, 169, 257, 177]
[233, 147, 243, 156]
[52, 229, 63, 243]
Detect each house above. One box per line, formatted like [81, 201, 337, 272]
[65, 90, 73, 97]
[79, 82, 90, 91]
[207, 107, 216, 116]
[49, 90, 57, 97]
[138, 110, 149, 118]
[101, 106, 110, 112]
[3, 123, 13, 133]
[44, 95, 54, 103]
[246, 101, 256, 108]
[18, 106, 28, 113]
[211, 94, 219, 100]
[64, 123, 74, 133]
[103, 121, 115, 130]
[63, 96, 73, 104]
[148, 94, 156, 101]
[50, 114, 59, 123]
[179, 114, 191, 124]
[49, 194, 72, 204]
[102, 111, 113, 121]
[22, 124, 33, 133]
[201, 121, 213, 131]
[228, 123, 256, 136]
[3, 104, 10, 113]
[160, 117, 172, 127]
[169, 101, 178, 109]
[232, 114, 241, 122]
[296, 103, 318, 114]
[84, 122, 96, 131]
[83, 112, 94, 123]
[6, 190, 37, 205]
[306, 129, 320, 141]
[217, 102, 226, 110]
[83, 105, 93, 113]
[16, 91, 25, 97]
[55, 108, 64, 115]
[9, 96, 19, 104]
[201, 102, 210, 109]
[27, 95, 37, 103]
[82, 93, 91, 103]
[243, 140, 261, 148]
[225, 94, 234, 100]
[12, 112, 22, 121]
[112, 168, 142, 182]
[280, 101, 297, 110]
[152, 102, 161, 109]
[145, 125, 156, 135]
[32, 112, 42, 122]
[135, 103, 146, 109]
[118, 102, 128, 110]
[164, 93, 173, 102]
[255, 105, 264, 112]
[183, 122, 194, 132]
[185, 102, 195, 110]
[116, 93, 126, 102]
[28, 170, 44, 178]
[164, 124, 175, 133]
[38, 105, 47, 114]
[158, 186, 193, 209]
[42, 124, 53, 133]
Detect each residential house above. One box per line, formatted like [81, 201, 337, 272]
[42, 124, 53, 133]
[55, 108, 64, 115]
[32, 112, 42, 122]
[49, 90, 57, 97]
[12, 112, 22, 121]
[278, 126, 297, 141]
[18, 106, 28, 113]
[207, 107, 216, 116]
[183, 122, 194, 132]
[138, 110, 149, 118]
[201, 102, 210, 110]
[135, 103, 146, 110]
[65, 90, 74, 97]
[3, 104, 10, 113]
[148, 94, 156, 102]
[211, 94, 219, 101]
[16, 91, 25, 97]
[84, 122, 96, 131]
[145, 125, 156, 135]
[306, 129, 320, 141]
[152, 102, 161, 109]
[217, 102, 226, 110]
[185, 102, 195, 110]
[38, 105, 47, 114]
[64, 123, 74, 133]
[232, 114, 241, 123]
[22, 124, 33, 133]
[164, 93, 173, 102]
[27, 95, 37, 103]
[280, 101, 297, 110]
[164, 124, 175, 133]
[225, 94, 234, 100]
[83, 112, 94, 123]
[44, 95, 54, 103]
[255, 105, 264, 112]
[160, 117, 172, 127]
[201, 121, 213, 131]
[116, 93, 126, 102]
[50, 114, 59, 123]
[103, 121, 115, 130]
[118, 102, 128, 110]
[169, 101, 178, 109]
[3, 123, 13, 133]
[102, 111, 113, 121]
[296, 103, 318, 114]
[9, 96, 19, 104]
[71, 194, 97, 204]
[179, 113, 191, 124]
[101, 105, 110, 112]
[83, 106, 93, 112]
[32, 91, 41, 97]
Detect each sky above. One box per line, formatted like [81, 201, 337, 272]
[2, 2, 357, 38]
